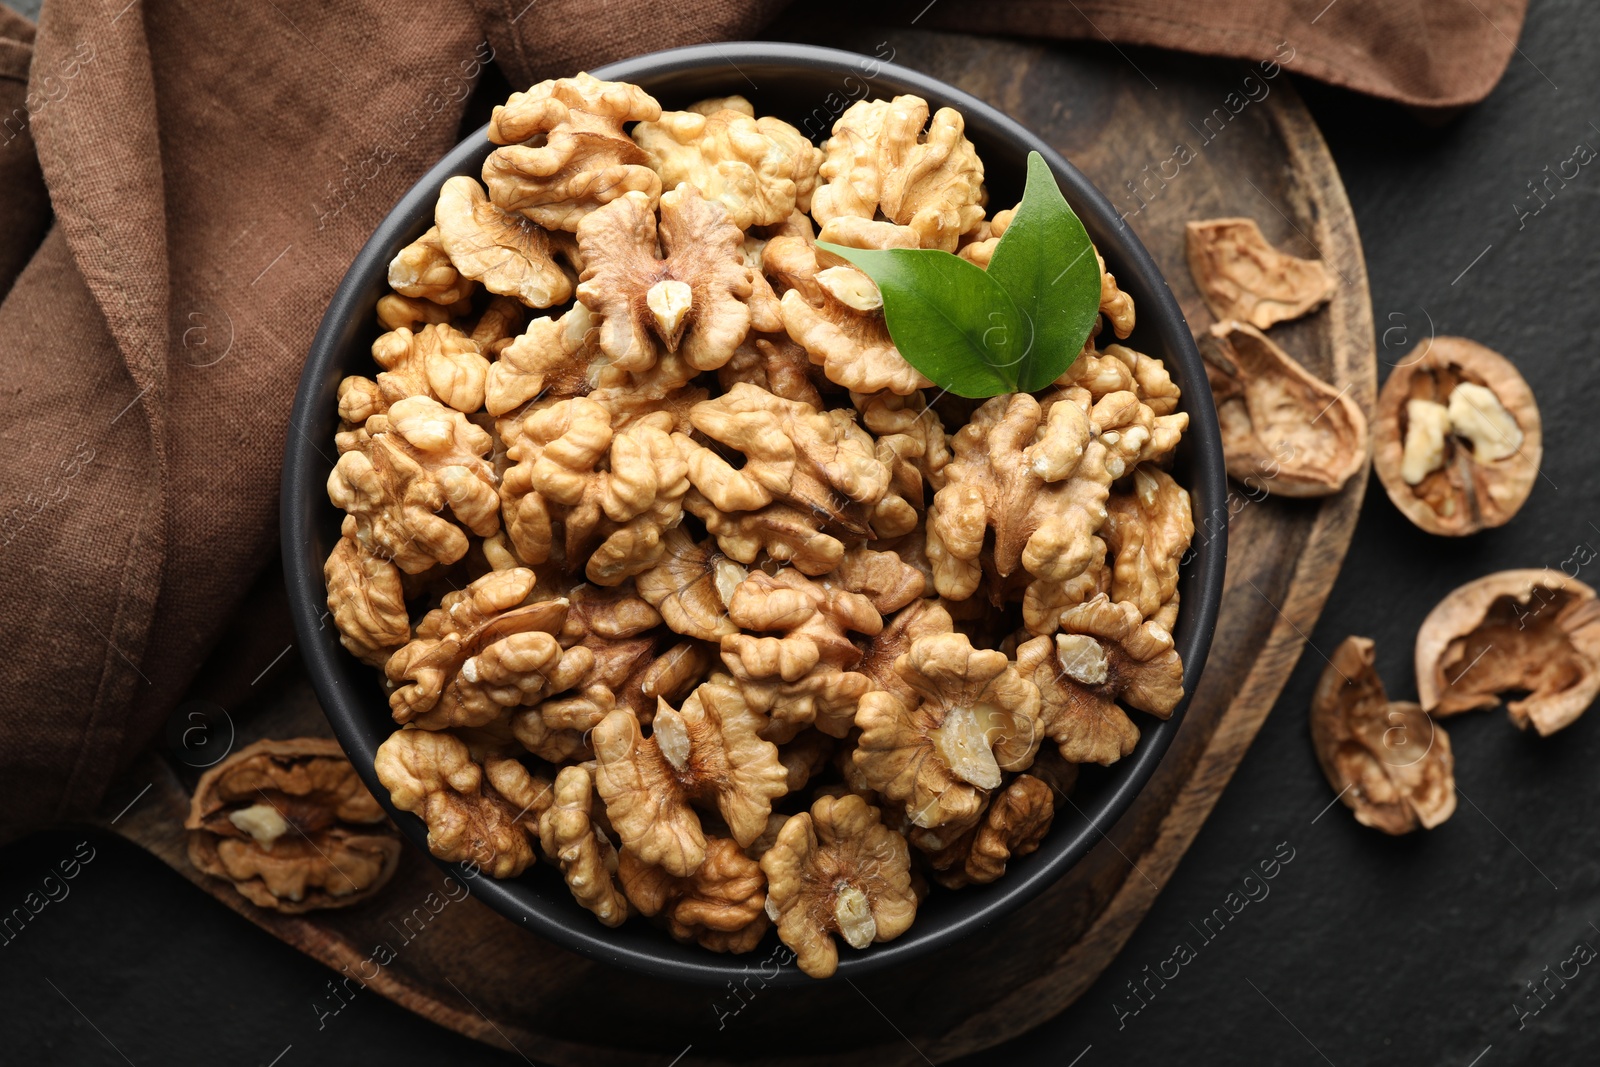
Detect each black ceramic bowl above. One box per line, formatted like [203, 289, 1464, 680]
[283, 41, 1227, 986]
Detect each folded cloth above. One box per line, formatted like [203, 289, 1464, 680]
[912, 0, 1531, 110]
[0, 0, 1529, 841]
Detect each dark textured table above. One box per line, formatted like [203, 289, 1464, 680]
[5, 0, 1599, 1063]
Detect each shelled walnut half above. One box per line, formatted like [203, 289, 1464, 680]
[592, 681, 788, 877]
[1415, 570, 1600, 736]
[374, 729, 553, 878]
[1200, 320, 1368, 497]
[186, 739, 402, 913]
[619, 836, 769, 952]
[1311, 636, 1455, 834]
[760, 794, 918, 978]
[854, 631, 1043, 830]
[1373, 337, 1541, 536]
[1015, 596, 1183, 766]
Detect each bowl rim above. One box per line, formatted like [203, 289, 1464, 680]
[282, 39, 1228, 987]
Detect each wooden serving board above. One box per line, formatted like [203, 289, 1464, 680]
[94, 29, 1374, 1066]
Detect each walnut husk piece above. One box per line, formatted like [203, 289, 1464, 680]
[1415, 570, 1600, 736]
[1186, 217, 1336, 329]
[1312, 636, 1455, 834]
[1200, 320, 1368, 497]
[1373, 337, 1541, 536]
[186, 739, 402, 912]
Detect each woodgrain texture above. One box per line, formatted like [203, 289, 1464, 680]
[93, 31, 1374, 1066]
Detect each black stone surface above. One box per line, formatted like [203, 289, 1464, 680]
[3, 0, 1598, 1063]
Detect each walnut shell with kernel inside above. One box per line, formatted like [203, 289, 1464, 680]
[186, 738, 402, 913]
[1373, 337, 1541, 536]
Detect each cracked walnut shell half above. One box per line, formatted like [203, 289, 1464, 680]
[1186, 217, 1336, 329]
[1415, 570, 1600, 736]
[1200, 320, 1368, 497]
[187, 738, 402, 913]
[1373, 337, 1541, 536]
[1312, 636, 1455, 834]
[760, 793, 918, 978]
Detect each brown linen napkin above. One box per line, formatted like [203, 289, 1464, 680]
[0, 0, 1530, 841]
[912, 0, 1532, 109]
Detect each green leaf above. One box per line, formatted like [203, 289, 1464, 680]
[817, 242, 1028, 398]
[985, 151, 1103, 391]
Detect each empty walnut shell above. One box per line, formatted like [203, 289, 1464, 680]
[1200, 320, 1368, 497]
[1415, 570, 1600, 735]
[1373, 337, 1541, 536]
[1311, 637, 1455, 835]
[1185, 217, 1336, 329]
[186, 738, 402, 912]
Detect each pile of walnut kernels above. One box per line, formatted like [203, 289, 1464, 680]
[322, 73, 1194, 978]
